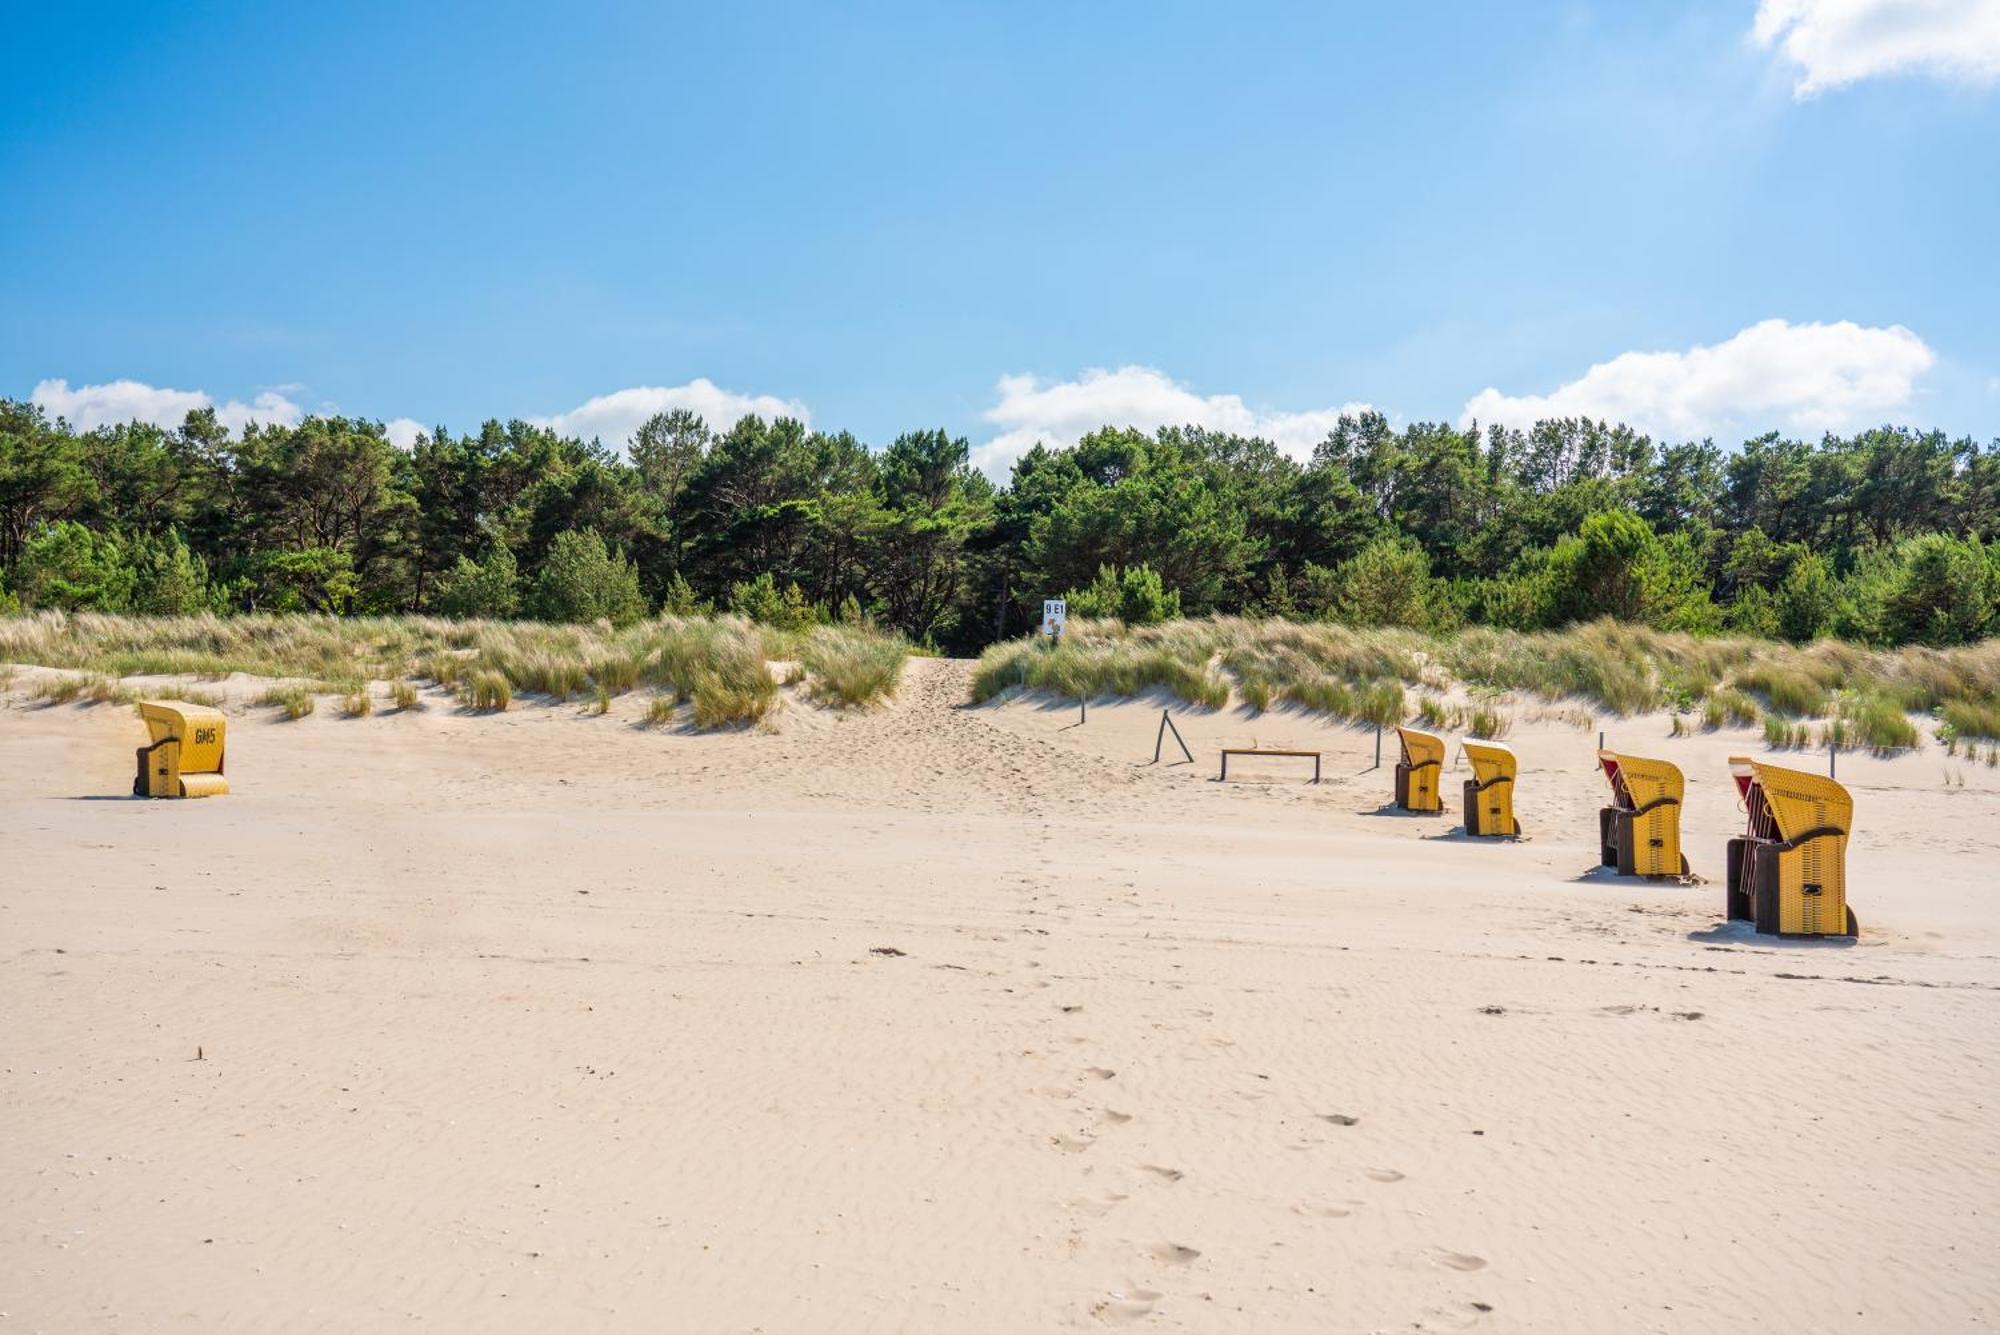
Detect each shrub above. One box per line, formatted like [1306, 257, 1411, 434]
[251, 548, 359, 614]
[1882, 534, 1997, 647]
[1537, 512, 1709, 630]
[131, 532, 215, 616]
[528, 530, 647, 626]
[660, 573, 710, 617]
[13, 522, 136, 611]
[1775, 554, 1837, 643]
[1333, 537, 1434, 629]
[435, 546, 520, 619]
[1065, 564, 1183, 627]
[728, 573, 818, 631]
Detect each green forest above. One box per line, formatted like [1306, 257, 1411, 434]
[3, 396, 1998, 652]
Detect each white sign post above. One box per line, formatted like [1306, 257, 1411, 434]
[1041, 598, 1067, 641]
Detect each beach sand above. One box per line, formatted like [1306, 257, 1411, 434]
[3, 657, 1996, 1332]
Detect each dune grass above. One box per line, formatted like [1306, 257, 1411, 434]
[31, 673, 136, 707]
[972, 618, 1408, 724]
[257, 684, 316, 720]
[462, 670, 512, 712]
[972, 615, 1989, 753]
[799, 625, 908, 708]
[0, 610, 907, 730]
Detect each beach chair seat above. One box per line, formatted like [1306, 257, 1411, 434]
[1725, 757, 1854, 937]
[1596, 750, 1688, 877]
[134, 701, 229, 799]
[1460, 739, 1521, 837]
[1393, 726, 1447, 812]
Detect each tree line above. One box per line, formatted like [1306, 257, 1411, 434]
[3, 396, 1998, 649]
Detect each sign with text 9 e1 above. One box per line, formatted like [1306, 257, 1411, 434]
[1041, 599, 1067, 639]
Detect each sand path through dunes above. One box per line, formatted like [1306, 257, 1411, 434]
[3, 657, 1998, 1332]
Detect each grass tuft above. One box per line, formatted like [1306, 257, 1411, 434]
[259, 685, 316, 720]
[800, 626, 906, 708]
[463, 670, 511, 712]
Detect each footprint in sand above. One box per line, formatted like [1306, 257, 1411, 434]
[1366, 1168, 1406, 1183]
[1092, 1289, 1161, 1323]
[1138, 1164, 1184, 1182]
[1049, 1134, 1095, 1154]
[1097, 1108, 1133, 1126]
[1068, 1192, 1128, 1218]
[1390, 1245, 1488, 1274]
[1148, 1242, 1201, 1264]
[1292, 1201, 1359, 1219]
[1084, 1067, 1117, 1080]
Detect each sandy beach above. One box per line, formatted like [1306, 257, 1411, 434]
[3, 657, 1997, 1333]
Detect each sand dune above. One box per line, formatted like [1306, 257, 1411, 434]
[3, 658, 1997, 1332]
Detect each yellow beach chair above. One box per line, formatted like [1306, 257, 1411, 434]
[134, 701, 230, 798]
[1597, 750, 1687, 877]
[1460, 739, 1520, 837]
[1725, 757, 1854, 937]
[1393, 726, 1446, 813]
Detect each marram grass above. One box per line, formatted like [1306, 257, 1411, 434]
[973, 615, 1999, 751]
[0, 611, 907, 730]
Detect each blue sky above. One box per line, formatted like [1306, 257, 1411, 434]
[3, 0, 1996, 472]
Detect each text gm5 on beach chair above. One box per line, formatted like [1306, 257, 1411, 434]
[1726, 757, 1855, 937]
[1597, 750, 1688, 877]
[1393, 726, 1447, 813]
[1460, 739, 1521, 837]
[134, 701, 229, 798]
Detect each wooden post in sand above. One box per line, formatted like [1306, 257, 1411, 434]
[1374, 722, 1383, 770]
[1153, 709, 1193, 764]
[1829, 737, 1837, 779]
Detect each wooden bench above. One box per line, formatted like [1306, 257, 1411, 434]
[1219, 748, 1321, 783]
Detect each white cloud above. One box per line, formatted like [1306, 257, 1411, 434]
[973, 365, 1372, 477]
[1460, 318, 1934, 440]
[536, 378, 810, 448]
[1753, 0, 2000, 95]
[384, 418, 427, 450]
[30, 377, 305, 436]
